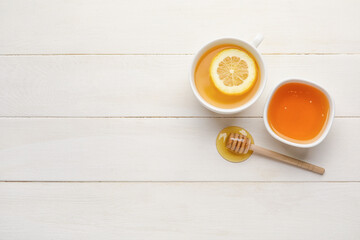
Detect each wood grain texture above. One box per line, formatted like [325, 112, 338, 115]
[0, 118, 358, 181]
[0, 0, 359, 54]
[0, 55, 359, 117]
[0, 0, 359, 238]
[0, 182, 359, 239]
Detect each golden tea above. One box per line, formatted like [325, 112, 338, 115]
[194, 44, 260, 109]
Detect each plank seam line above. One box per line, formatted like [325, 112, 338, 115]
[0, 53, 360, 56]
[0, 116, 358, 119]
[1, 181, 359, 183]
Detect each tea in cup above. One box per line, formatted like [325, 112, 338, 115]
[189, 34, 266, 114]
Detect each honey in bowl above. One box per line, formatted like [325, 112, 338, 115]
[267, 82, 330, 144]
[194, 44, 261, 109]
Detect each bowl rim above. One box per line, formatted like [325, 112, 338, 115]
[263, 78, 335, 148]
[189, 37, 267, 114]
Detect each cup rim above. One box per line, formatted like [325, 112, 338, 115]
[189, 37, 266, 114]
[263, 78, 335, 148]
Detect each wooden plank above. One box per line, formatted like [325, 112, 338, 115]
[0, 55, 358, 117]
[0, 0, 359, 54]
[0, 118, 358, 181]
[0, 182, 359, 239]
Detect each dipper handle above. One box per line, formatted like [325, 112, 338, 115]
[227, 133, 325, 175]
[250, 145, 325, 175]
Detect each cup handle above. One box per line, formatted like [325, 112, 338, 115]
[251, 33, 264, 48]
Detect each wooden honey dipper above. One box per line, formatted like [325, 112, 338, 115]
[227, 133, 325, 175]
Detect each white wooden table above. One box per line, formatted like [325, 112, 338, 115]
[0, 0, 359, 239]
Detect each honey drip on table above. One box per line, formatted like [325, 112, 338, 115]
[216, 126, 254, 163]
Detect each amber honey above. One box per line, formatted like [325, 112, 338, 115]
[267, 82, 330, 143]
[194, 44, 261, 109]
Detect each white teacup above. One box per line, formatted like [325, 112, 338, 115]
[189, 34, 266, 114]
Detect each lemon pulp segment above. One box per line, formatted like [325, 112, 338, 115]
[210, 49, 257, 95]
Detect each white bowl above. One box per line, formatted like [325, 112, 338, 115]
[189, 35, 266, 114]
[263, 78, 335, 148]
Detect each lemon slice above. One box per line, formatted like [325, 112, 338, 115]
[210, 49, 257, 95]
